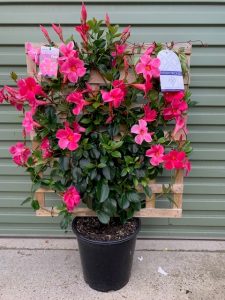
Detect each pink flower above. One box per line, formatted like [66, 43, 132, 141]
[3, 86, 24, 111]
[112, 44, 127, 57]
[40, 25, 52, 44]
[25, 42, 40, 64]
[105, 13, 110, 27]
[144, 45, 155, 56]
[75, 24, 89, 44]
[66, 91, 88, 115]
[163, 150, 191, 175]
[135, 54, 160, 79]
[143, 105, 157, 122]
[9, 142, 31, 166]
[146, 145, 164, 166]
[131, 76, 152, 97]
[60, 57, 86, 83]
[63, 186, 80, 211]
[101, 88, 125, 108]
[106, 115, 114, 124]
[59, 42, 78, 60]
[22, 111, 39, 134]
[52, 24, 64, 41]
[120, 26, 131, 43]
[40, 137, 52, 159]
[163, 91, 185, 103]
[39, 57, 58, 77]
[163, 99, 188, 120]
[183, 158, 192, 176]
[17, 77, 45, 107]
[163, 150, 187, 170]
[131, 119, 152, 145]
[112, 80, 127, 96]
[56, 125, 81, 151]
[0, 88, 5, 103]
[72, 122, 86, 133]
[173, 116, 188, 137]
[81, 2, 87, 24]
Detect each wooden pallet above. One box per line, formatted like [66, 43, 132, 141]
[26, 42, 191, 218]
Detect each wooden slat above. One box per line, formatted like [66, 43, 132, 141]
[36, 206, 182, 218]
[35, 183, 184, 195]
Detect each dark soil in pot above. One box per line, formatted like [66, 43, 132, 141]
[72, 217, 141, 292]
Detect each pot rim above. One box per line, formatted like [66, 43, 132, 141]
[72, 217, 141, 245]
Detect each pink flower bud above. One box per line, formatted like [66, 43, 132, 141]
[52, 24, 64, 42]
[105, 13, 110, 27]
[81, 2, 87, 24]
[40, 25, 52, 44]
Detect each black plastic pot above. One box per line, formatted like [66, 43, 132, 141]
[72, 217, 141, 292]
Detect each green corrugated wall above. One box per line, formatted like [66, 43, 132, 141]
[0, 0, 225, 238]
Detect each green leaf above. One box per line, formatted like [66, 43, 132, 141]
[60, 213, 72, 230]
[104, 72, 113, 81]
[133, 178, 139, 187]
[124, 156, 133, 165]
[111, 141, 123, 150]
[111, 151, 121, 158]
[158, 137, 166, 144]
[59, 156, 70, 171]
[10, 71, 18, 81]
[79, 159, 90, 169]
[90, 148, 100, 159]
[80, 118, 91, 124]
[102, 166, 111, 180]
[143, 185, 152, 198]
[121, 169, 128, 177]
[118, 194, 130, 209]
[89, 169, 97, 180]
[92, 102, 101, 109]
[97, 182, 110, 203]
[27, 157, 34, 166]
[72, 167, 82, 181]
[127, 192, 140, 203]
[98, 162, 107, 168]
[21, 196, 32, 206]
[31, 200, 40, 210]
[31, 182, 41, 193]
[103, 199, 117, 215]
[85, 162, 96, 170]
[126, 208, 135, 219]
[188, 100, 198, 107]
[149, 90, 158, 101]
[51, 181, 65, 192]
[166, 194, 178, 208]
[96, 211, 110, 224]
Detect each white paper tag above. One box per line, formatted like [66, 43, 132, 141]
[157, 49, 184, 92]
[39, 46, 59, 78]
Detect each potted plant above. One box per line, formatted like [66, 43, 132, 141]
[0, 3, 192, 292]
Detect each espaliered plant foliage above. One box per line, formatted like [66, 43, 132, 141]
[0, 4, 192, 228]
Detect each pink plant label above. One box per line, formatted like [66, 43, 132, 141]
[157, 50, 184, 92]
[39, 46, 59, 78]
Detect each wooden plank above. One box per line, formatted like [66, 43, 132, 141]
[35, 183, 184, 195]
[173, 170, 184, 209]
[36, 206, 182, 218]
[27, 42, 191, 84]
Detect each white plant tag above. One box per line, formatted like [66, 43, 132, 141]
[157, 49, 184, 92]
[39, 46, 59, 78]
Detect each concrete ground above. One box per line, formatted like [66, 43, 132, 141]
[0, 239, 225, 300]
